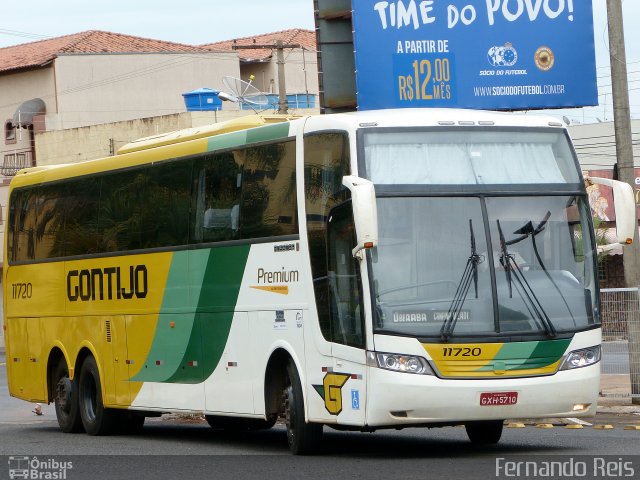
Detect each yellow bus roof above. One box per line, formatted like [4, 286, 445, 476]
[117, 114, 298, 155]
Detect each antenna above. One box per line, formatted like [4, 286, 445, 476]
[219, 75, 270, 113]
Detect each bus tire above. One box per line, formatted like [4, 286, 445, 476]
[465, 420, 504, 444]
[78, 356, 122, 436]
[283, 361, 322, 454]
[53, 360, 84, 433]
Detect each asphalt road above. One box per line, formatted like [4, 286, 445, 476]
[1, 352, 639, 480]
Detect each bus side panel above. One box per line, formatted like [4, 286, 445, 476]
[204, 311, 254, 414]
[5, 317, 46, 402]
[5, 261, 66, 402]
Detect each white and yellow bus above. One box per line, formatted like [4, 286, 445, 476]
[3, 109, 635, 454]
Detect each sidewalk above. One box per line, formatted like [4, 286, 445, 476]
[598, 373, 640, 413]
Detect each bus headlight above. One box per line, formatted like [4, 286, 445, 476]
[367, 351, 434, 375]
[560, 346, 601, 370]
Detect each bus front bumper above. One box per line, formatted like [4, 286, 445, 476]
[365, 364, 599, 427]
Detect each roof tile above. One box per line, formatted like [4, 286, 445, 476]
[0, 30, 209, 74]
[202, 28, 316, 61]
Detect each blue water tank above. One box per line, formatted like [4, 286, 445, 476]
[182, 88, 222, 111]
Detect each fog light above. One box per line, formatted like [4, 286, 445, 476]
[572, 403, 590, 412]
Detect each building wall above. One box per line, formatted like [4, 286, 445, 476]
[0, 67, 56, 168]
[568, 120, 640, 170]
[0, 67, 56, 131]
[36, 113, 194, 165]
[49, 52, 241, 130]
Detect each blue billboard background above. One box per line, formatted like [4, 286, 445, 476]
[353, 0, 598, 110]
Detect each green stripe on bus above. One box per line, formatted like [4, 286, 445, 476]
[206, 123, 290, 153]
[477, 339, 571, 372]
[132, 251, 201, 382]
[133, 245, 250, 384]
[246, 123, 290, 144]
[207, 130, 249, 152]
[166, 244, 250, 383]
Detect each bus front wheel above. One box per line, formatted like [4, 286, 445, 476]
[53, 360, 83, 433]
[78, 356, 122, 435]
[283, 361, 322, 454]
[465, 420, 504, 444]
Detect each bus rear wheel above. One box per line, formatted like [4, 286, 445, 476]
[53, 360, 83, 433]
[465, 420, 504, 444]
[78, 356, 122, 435]
[283, 361, 322, 454]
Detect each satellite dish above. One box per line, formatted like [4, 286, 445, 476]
[220, 75, 270, 111]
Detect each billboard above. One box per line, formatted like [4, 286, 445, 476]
[352, 0, 598, 111]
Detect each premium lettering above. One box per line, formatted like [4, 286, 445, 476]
[257, 267, 299, 284]
[67, 265, 148, 302]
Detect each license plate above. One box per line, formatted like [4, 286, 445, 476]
[480, 392, 518, 406]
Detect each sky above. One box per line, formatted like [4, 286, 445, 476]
[0, 0, 638, 124]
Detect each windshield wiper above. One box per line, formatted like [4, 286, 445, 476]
[440, 220, 483, 342]
[509, 212, 576, 327]
[497, 219, 557, 337]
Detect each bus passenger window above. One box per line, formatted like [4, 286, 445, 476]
[239, 141, 297, 240]
[193, 152, 242, 243]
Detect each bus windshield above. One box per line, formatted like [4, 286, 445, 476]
[371, 195, 597, 339]
[362, 129, 580, 185]
[361, 127, 597, 340]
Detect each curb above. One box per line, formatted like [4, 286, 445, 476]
[597, 405, 640, 414]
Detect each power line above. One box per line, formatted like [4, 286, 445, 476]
[0, 28, 51, 42]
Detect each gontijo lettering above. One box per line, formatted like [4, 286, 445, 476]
[67, 265, 148, 301]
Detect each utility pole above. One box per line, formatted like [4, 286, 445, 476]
[607, 0, 640, 404]
[232, 41, 300, 115]
[275, 40, 288, 114]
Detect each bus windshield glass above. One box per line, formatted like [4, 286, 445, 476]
[371, 196, 597, 339]
[363, 129, 580, 185]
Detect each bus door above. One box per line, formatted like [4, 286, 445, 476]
[325, 202, 367, 424]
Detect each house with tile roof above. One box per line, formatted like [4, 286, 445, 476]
[202, 29, 318, 109]
[0, 30, 240, 172]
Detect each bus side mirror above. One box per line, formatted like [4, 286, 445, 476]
[586, 176, 636, 252]
[342, 176, 378, 257]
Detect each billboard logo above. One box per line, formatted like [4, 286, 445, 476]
[534, 46, 555, 71]
[487, 43, 518, 67]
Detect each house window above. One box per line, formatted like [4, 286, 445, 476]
[5, 120, 16, 145]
